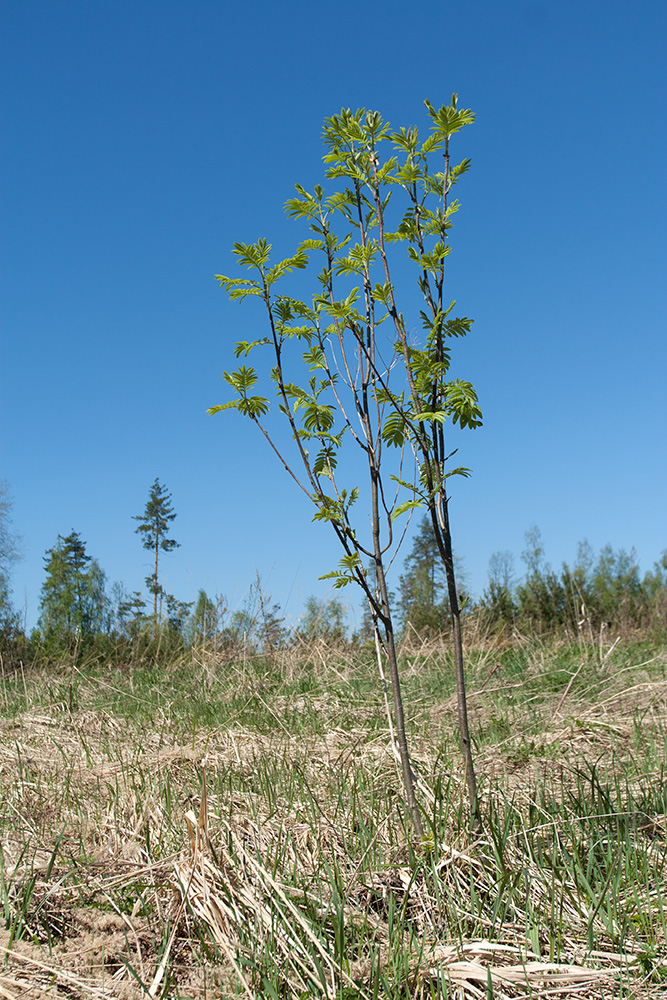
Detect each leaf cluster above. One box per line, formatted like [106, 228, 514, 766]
[210, 96, 482, 606]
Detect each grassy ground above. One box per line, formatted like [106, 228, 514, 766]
[0, 631, 665, 997]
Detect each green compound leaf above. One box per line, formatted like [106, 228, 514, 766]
[391, 499, 425, 520]
[381, 411, 406, 448]
[232, 238, 272, 270]
[233, 338, 271, 358]
[237, 396, 269, 418]
[207, 401, 238, 416]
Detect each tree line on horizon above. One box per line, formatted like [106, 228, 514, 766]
[399, 518, 667, 639]
[1, 478, 665, 662]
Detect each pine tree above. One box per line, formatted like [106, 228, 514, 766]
[164, 594, 193, 637]
[117, 591, 149, 637]
[38, 531, 106, 641]
[133, 479, 180, 629]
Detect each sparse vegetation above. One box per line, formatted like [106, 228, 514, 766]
[0, 627, 664, 997]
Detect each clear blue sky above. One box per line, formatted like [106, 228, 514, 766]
[2, 0, 665, 629]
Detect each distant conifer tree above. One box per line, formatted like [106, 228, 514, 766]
[133, 479, 180, 630]
[38, 531, 105, 641]
[398, 517, 469, 637]
[398, 517, 447, 636]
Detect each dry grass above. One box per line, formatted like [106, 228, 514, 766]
[0, 635, 664, 997]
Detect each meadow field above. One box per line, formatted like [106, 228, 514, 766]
[0, 631, 665, 998]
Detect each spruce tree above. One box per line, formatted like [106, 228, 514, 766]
[38, 531, 106, 642]
[398, 516, 447, 636]
[398, 516, 469, 638]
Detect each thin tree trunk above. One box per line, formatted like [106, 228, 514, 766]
[374, 560, 424, 840]
[434, 497, 482, 833]
[153, 539, 159, 633]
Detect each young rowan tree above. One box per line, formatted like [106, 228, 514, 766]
[211, 99, 483, 833]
